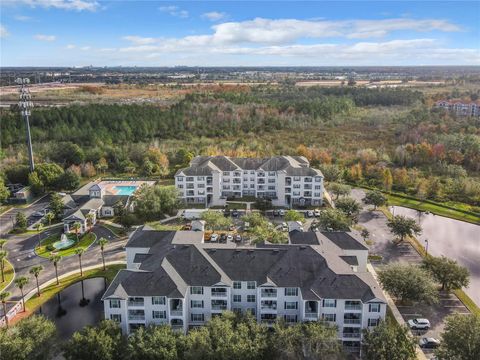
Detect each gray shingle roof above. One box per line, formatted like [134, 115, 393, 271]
[103, 195, 130, 207]
[289, 231, 319, 245]
[126, 227, 176, 248]
[320, 232, 368, 251]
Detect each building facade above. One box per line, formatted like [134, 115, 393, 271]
[435, 100, 480, 117]
[103, 227, 386, 351]
[175, 156, 324, 208]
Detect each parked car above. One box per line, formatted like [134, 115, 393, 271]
[220, 233, 227, 243]
[273, 210, 280, 216]
[210, 233, 219, 242]
[419, 338, 440, 349]
[306, 210, 314, 218]
[226, 234, 233, 242]
[314, 209, 321, 217]
[232, 210, 239, 217]
[279, 209, 285, 216]
[281, 222, 288, 232]
[408, 318, 431, 330]
[183, 223, 192, 230]
[235, 234, 242, 242]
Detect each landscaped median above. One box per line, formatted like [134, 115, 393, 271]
[0, 259, 15, 292]
[34, 232, 97, 258]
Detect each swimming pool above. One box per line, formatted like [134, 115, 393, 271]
[114, 185, 138, 195]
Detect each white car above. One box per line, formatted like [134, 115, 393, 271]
[408, 318, 430, 330]
[210, 233, 219, 242]
[226, 234, 233, 242]
[314, 209, 321, 217]
[279, 209, 285, 216]
[306, 210, 314, 218]
[281, 222, 288, 232]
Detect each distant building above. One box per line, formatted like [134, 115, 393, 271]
[175, 156, 324, 208]
[102, 226, 386, 353]
[434, 100, 480, 117]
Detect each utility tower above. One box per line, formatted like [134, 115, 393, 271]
[16, 78, 35, 172]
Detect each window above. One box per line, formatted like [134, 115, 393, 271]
[315, 177, 322, 182]
[191, 314, 205, 322]
[322, 299, 337, 308]
[191, 300, 204, 308]
[322, 314, 336, 322]
[284, 288, 298, 296]
[284, 315, 297, 323]
[190, 286, 204, 295]
[152, 310, 166, 319]
[369, 304, 381, 312]
[197, 183, 205, 188]
[233, 295, 242, 303]
[233, 281, 242, 289]
[110, 314, 121, 322]
[314, 185, 321, 190]
[152, 296, 165, 305]
[177, 184, 184, 189]
[110, 299, 121, 308]
[268, 178, 275, 183]
[247, 281, 256, 289]
[314, 192, 321, 197]
[197, 176, 205, 181]
[284, 301, 298, 310]
[247, 295, 256, 303]
[368, 318, 380, 327]
[293, 176, 301, 181]
[223, 171, 229, 176]
[211, 288, 227, 297]
[177, 176, 184, 181]
[186, 177, 194, 181]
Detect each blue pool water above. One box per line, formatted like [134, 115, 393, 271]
[114, 185, 137, 195]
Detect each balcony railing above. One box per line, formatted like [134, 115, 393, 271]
[211, 292, 227, 298]
[128, 314, 145, 321]
[304, 312, 318, 319]
[345, 305, 362, 311]
[212, 305, 228, 311]
[128, 300, 144, 307]
[170, 310, 183, 316]
[261, 306, 277, 310]
[344, 319, 361, 325]
[261, 319, 277, 325]
[171, 325, 184, 331]
[261, 292, 277, 298]
[343, 333, 361, 338]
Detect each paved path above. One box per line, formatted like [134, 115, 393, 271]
[1, 224, 127, 304]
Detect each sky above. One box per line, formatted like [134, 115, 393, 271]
[0, 0, 479, 67]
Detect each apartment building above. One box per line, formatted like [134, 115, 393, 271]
[103, 226, 386, 351]
[174, 156, 324, 208]
[435, 99, 480, 117]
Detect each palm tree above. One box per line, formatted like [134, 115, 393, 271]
[0, 239, 7, 250]
[71, 222, 81, 241]
[0, 250, 8, 283]
[45, 212, 55, 226]
[34, 222, 44, 248]
[86, 213, 94, 231]
[29, 265, 44, 297]
[49, 254, 62, 285]
[14, 276, 29, 312]
[74, 248, 85, 277]
[98, 237, 108, 271]
[0, 291, 10, 328]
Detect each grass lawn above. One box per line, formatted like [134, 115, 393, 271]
[35, 232, 97, 258]
[225, 202, 248, 210]
[0, 260, 14, 292]
[101, 223, 126, 237]
[146, 222, 183, 231]
[386, 193, 480, 225]
[25, 264, 125, 314]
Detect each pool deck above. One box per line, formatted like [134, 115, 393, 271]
[101, 180, 156, 196]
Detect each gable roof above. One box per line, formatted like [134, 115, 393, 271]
[319, 232, 368, 251]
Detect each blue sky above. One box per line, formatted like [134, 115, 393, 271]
[1, 1, 479, 66]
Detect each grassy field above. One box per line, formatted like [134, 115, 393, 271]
[386, 193, 480, 225]
[0, 260, 14, 292]
[35, 232, 97, 258]
[100, 223, 126, 237]
[24, 264, 125, 313]
[146, 222, 184, 231]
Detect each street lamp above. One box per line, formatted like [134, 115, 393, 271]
[16, 77, 35, 172]
[424, 238, 429, 256]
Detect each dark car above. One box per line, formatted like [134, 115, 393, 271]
[232, 210, 239, 217]
[220, 234, 227, 243]
[419, 338, 440, 349]
[273, 210, 280, 217]
[235, 234, 242, 242]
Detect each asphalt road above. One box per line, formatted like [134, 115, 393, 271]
[0, 195, 50, 236]
[2, 224, 126, 305]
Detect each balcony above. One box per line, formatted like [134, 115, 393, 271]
[211, 300, 228, 311]
[304, 312, 318, 319]
[344, 318, 361, 325]
[261, 289, 277, 298]
[345, 302, 362, 311]
[128, 298, 144, 307]
[170, 310, 183, 316]
[128, 310, 145, 321]
[170, 299, 183, 317]
[343, 332, 361, 339]
[261, 301, 277, 311]
[211, 288, 227, 297]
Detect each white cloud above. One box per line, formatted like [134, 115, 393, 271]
[66, 44, 76, 49]
[0, 25, 8, 38]
[14, 15, 32, 21]
[34, 34, 56, 41]
[80, 46, 91, 50]
[16, 0, 99, 12]
[159, 5, 188, 18]
[202, 11, 228, 21]
[122, 35, 157, 45]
